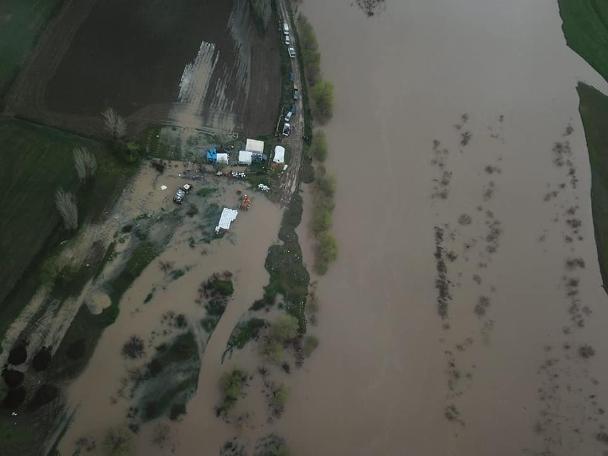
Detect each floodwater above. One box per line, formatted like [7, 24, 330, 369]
[57, 167, 282, 454]
[277, 0, 608, 455]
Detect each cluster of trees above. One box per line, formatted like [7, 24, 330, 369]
[311, 170, 338, 274]
[259, 315, 299, 363]
[297, 15, 334, 124]
[297, 15, 338, 274]
[217, 368, 248, 415]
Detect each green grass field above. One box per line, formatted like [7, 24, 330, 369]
[0, 119, 134, 338]
[577, 83, 608, 291]
[558, 0, 608, 82]
[0, 0, 64, 96]
[559, 0, 608, 291]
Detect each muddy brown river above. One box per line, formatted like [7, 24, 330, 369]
[56, 0, 608, 455]
[278, 0, 608, 455]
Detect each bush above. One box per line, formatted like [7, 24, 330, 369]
[311, 81, 334, 124]
[311, 206, 332, 235]
[297, 15, 321, 84]
[314, 232, 338, 275]
[269, 384, 288, 417]
[102, 426, 134, 456]
[303, 335, 319, 357]
[270, 315, 299, 342]
[122, 335, 145, 359]
[311, 131, 328, 162]
[218, 368, 248, 414]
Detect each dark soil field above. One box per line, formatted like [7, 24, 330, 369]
[0, 119, 134, 340]
[7, 0, 280, 137]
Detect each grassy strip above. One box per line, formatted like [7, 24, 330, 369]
[576, 83, 608, 291]
[0, 119, 136, 343]
[257, 193, 310, 331]
[558, 0, 608, 82]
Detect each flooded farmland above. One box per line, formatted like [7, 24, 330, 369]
[4, 0, 608, 454]
[276, 0, 608, 455]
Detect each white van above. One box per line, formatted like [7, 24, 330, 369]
[283, 22, 289, 35]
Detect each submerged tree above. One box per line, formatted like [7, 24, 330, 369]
[102, 107, 127, 139]
[55, 189, 78, 231]
[311, 80, 334, 124]
[73, 146, 97, 183]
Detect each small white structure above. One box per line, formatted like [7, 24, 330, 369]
[273, 146, 285, 164]
[245, 139, 265, 154]
[215, 208, 238, 233]
[216, 153, 229, 164]
[258, 184, 270, 192]
[238, 150, 253, 165]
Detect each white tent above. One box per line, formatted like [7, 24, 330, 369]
[245, 139, 265, 154]
[216, 153, 229, 164]
[238, 150, 253, 165]
[215, 208, 238, 233]
[273, 146, 285, 164]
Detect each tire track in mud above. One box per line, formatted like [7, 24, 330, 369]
[430, 113, 506, 429]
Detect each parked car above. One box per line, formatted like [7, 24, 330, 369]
[293, 87, 299, 100]
[284, 35, 291, 45]
[173, 188, 186, 204]
[282, 123, 291, 137]
[288, 47, 296, 59]
[283, 22, 289, 35]
[284, 111, 293, 123]
[182, 183, 192, 193]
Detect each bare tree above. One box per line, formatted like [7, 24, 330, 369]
[73, 147, 97, 182]
[102, 108, 127, 139]
[55, 189, 78, 231]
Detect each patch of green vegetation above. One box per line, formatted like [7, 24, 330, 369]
[310, 172, 338, 274]
[106, 241, 161, 314]
[196, 187, 218, 197]
[310, 131, 328, 162]
[259, 193, 310, 331]
[138, 331, 200, 422]
[310, 81, 335, 125]
[208, 277, 235, 296]
[0, 119, 136, 342]
[577, 83, 608, 292]
[302, 335, 319, 357]
[0, 0, 64, 97]
[225, 318, 267, 354]
[254, 434, 290, 456]
[558, 0, 608, 82]
[217, 368, 248, 416]
[259, 315, 299, 363]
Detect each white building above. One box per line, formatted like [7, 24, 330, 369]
[215, 208, 238, 233]
[216, 153, 229, 164]
[245, 138, 265, 154]
[238, 150, 253, 165]
[273, 146, 285, 164]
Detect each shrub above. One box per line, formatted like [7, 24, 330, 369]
[218, 368, 248, 413]
[311, 131, 328, 162]
[311, 81, 334, 124]
[269, 384, 288, 417]
[122, 336, 145, 359]
[314, 232, 338, 275]
[579, 344, 596, 359]
[270, 315, 299, 342]
[303, 335, 319, 357]
[102, 426, 134, 456]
